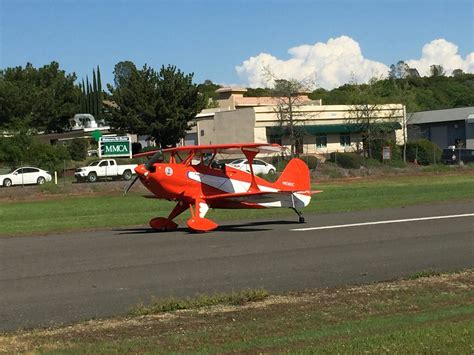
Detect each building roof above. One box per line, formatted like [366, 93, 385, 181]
[409, 107, 474, 124]
[234, 96, 317, 107]
[215, 87, 247, 94]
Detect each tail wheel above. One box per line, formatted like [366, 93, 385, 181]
[37, 176, 46, 185]
[87, 172, 97, 183]
[3, 178, 12, 187]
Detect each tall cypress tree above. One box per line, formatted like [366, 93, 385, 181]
[92, 69, 98, 117]
[96, 66, 103, 120]
[86, 76, 92, 114]
[89, 81, 93, 116]
[81, 79, 86, 112]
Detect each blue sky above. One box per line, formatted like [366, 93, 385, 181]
[1, 0, 473, 89]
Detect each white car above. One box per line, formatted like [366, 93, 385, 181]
[228, 159, 276, 175]
[0, 167, 52, 187]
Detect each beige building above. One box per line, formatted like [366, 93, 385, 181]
[185, 88, 406, 156]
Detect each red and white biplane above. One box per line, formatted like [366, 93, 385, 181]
[125, 143, 318, 232]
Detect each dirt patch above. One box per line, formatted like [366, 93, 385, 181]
[0, 180, 150, 202]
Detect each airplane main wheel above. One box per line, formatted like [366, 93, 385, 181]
[299, 216, 305, 223]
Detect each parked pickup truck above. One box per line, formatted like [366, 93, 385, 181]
[75, 159, 137, 182]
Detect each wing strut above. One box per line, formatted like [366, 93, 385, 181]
[242, 148, 260, 192]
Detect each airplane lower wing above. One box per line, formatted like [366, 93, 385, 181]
[205, 190, 318, 208]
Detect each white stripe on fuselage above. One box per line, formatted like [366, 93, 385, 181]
[187, 171, 311, 208]
[187, 171, 277, 193]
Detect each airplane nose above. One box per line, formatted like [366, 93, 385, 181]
[135, 164, 149, 177]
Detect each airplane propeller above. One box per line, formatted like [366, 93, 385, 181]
[123, 148, 164, 196]
[123, 175, 139, 196]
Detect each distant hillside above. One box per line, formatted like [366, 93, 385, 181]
[308, 74, 474, 112]
[240, 74, 474, 112]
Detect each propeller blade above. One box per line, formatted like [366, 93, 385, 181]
[145, 149, 164, 170]
[123, 175, 139, 196]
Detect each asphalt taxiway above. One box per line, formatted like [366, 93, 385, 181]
[0, 200, 472, 331]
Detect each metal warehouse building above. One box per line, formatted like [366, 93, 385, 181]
[408, 107, 474, 149]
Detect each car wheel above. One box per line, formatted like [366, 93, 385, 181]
[87, 172, 97, 183]
[37, 176, 46, 185]
[122, 170, 132, 181]
[268, 169, 276, 174]
[3, 178, 12, 187]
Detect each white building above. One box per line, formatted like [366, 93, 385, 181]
[185, 88, 406, 156]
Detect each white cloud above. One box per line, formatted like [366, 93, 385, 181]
[235, 36, 389, 89]
[406, 39, 474, 76]
[235, 36, 474, 90]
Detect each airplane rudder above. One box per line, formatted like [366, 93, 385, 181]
[276, 158, 310, 191]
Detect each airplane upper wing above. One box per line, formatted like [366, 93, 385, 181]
[133, 143, 284, 158]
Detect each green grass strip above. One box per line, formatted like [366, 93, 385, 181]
[1, 174, 473, 235]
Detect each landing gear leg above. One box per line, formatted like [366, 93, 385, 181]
[149, 201, 189, 231]
[291, 207, 305, 223]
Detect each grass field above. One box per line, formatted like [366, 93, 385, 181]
[1, 173, 473, 235]
[1, 270, 472, 353]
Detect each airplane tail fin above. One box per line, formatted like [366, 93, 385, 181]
[275, 158, 311, 192]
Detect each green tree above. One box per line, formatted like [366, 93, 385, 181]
[197, 79, 220, 108]
[68, 138, 89, 161]
[344, 78, 402, 159]
[0, 62, 79, 132]
[92, 69, 98, 117]
[109, 63, 205, 147]
[260, 67, 316, 157]
[96, 66, 103, 120]
[270, 78, 313, 157]
[112, 61, 137, 88]
[307, 73, 474, 111]
[430, 64, 446, 77]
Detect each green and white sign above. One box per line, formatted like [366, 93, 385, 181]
[99, 136, 132, 158]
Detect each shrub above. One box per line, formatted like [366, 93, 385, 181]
[270, 155, 289, 171]
[406, 139, 442, 165]
[300, 155, 320, 170]
[329, 152, 363, 169]
[0, 134, 33, 168]
[29, 142, 71, 173]
[363, 158, 383, 168]
[68, 138, 89, 161]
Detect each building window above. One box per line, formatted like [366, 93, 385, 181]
[340, 134, 351, 147]
[315, 134, 327, 148]
[268, 135, 282, 145]
[200, 129, 204, 137]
